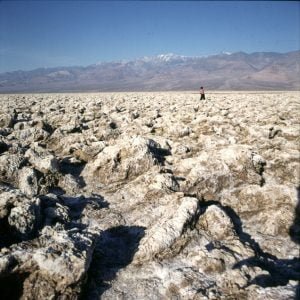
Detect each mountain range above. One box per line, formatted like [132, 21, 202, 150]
[0, 51, 299, 92]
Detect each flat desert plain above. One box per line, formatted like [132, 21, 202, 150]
[0, 91, 299, 299]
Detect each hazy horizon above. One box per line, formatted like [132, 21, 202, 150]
[1, 49, 300, 74]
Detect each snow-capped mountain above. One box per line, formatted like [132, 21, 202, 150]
[0, 51, 299, 92]
[139, 53, 190, 63]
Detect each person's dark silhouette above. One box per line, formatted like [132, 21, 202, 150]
[200, 86, 205, 100]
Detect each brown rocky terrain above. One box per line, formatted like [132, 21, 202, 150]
[0, 91, 299, 299]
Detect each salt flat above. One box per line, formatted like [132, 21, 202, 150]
[0, 91, 299, 299]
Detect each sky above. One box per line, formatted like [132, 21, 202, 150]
[0, 1, 299, 72]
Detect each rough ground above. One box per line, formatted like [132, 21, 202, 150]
[0, 91, 299, 299]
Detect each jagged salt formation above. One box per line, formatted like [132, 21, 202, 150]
[0, 91, 299, 299]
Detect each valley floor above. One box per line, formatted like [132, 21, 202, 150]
[0, 91, 299, 299]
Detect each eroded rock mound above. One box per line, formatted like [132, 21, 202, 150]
[82, 135, 169, 189]
[133, 196, 200, 263]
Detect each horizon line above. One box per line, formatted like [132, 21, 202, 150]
[1, 49, 299, 74]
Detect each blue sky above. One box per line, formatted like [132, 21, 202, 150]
[0, 1, 299, 72]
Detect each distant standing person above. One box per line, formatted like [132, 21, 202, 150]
[200, 86, 205, 100]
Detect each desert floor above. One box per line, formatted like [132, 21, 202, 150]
[0, 91, 299, 299]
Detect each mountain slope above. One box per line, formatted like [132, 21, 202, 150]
[0, 51, 299, 92]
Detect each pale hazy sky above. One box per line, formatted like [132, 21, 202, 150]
[0, 1, 299, 72]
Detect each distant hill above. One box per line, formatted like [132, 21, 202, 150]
[0, 51, 299, 92]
